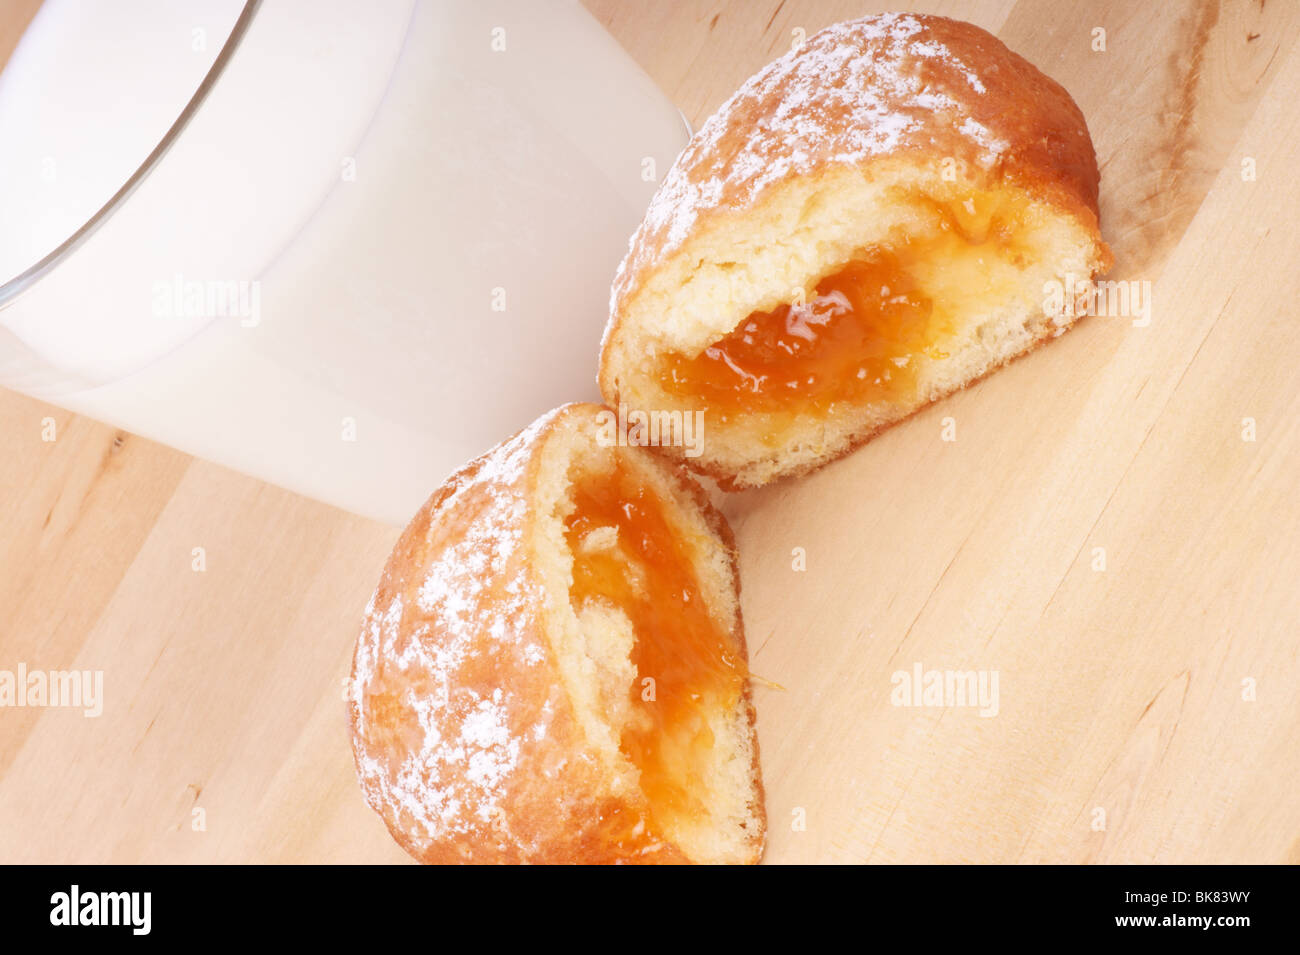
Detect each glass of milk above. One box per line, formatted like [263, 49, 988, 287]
[0, 0, 688, 524]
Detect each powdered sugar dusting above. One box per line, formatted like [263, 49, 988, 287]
[910, 39, 987, 93]
[607, 13, 1012, 321]
[959, 116, 1008, 153]
[350, 409, 563, 852]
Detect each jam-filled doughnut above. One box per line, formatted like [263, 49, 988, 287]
[349, 403, 764, 864]
[600, 13, 1113, 488]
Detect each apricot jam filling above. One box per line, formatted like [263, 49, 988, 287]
[564, 460, 744, 833]
[658, 193, 1032, 419]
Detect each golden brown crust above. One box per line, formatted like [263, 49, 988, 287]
[348, 403, 762, 863]
[601, 13, 1104, 350]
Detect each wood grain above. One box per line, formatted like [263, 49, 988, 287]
[2, 0, 1297, 863]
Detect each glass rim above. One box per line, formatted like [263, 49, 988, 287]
[0, 0, 261, 310]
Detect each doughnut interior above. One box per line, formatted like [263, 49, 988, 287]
[536, 411, 760, 862]
[646, 169, 1104, 484]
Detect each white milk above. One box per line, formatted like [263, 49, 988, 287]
[0, 0, 246, 286]
[0, 0, 688, 525]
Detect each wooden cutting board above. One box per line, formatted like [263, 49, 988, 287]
[2, 0, 1298, 864]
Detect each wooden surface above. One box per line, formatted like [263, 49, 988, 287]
[0, 0, 40, 74]
[2, 0, 1298, 864]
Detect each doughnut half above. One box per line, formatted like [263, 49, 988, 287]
[599, 12, 1113, 488]
[349, 403, 764, 864]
